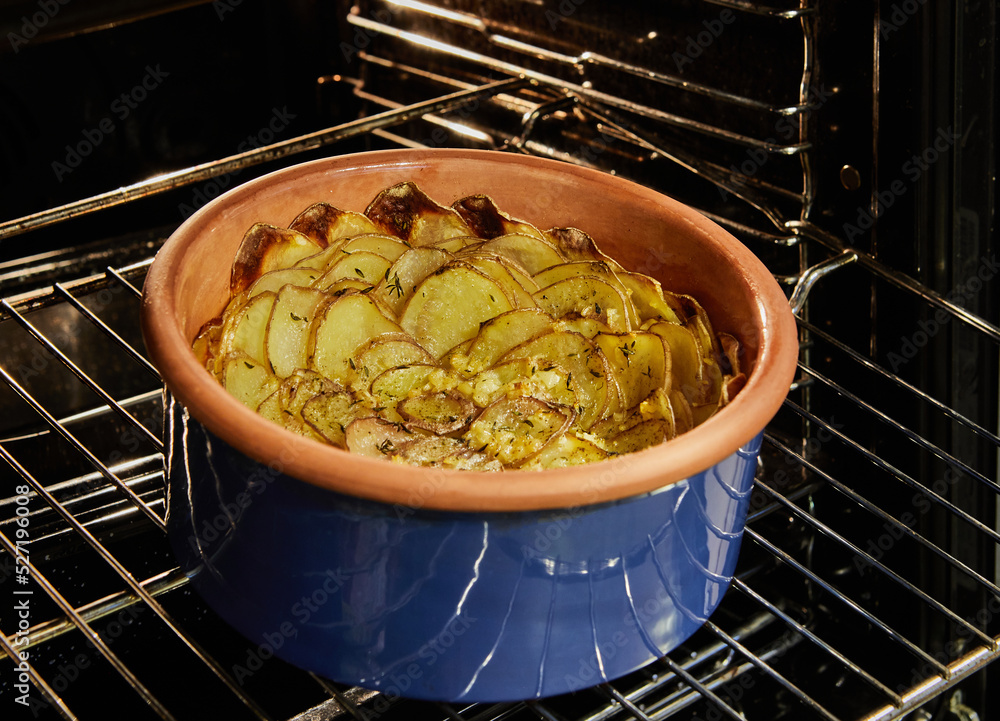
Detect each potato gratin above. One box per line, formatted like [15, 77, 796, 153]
[193, 182, 746, 470]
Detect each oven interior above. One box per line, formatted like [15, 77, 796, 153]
[0, 1, 997, 719]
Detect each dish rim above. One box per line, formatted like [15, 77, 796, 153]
[141, 148, 798, 512]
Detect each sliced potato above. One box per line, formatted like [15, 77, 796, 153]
[521, 431, 609, 469]
[544, 227, 623, 268]
[648, 321, 703, 403]
[533, 275, 631, 333]
[222, 354, 280, 410]
[339, 233, 411, 262]
[302, 390, 370, 447]
[369, 363, 445, 407]
[345, 416, 418, 458]
[227, 290, 276, 366]
[248, 267, 320, 297]
[471, 358, 577, 410]
[373, 246, 452, 316]
[463, 309, 554, 374]
[460, 253, 537, 308]
[266, 285, 329, 378]
[365, 181, 472, 246]
[352, 335, 435, 391]
[310, 294, 402, 384]
[314, 251, 393, 291]
[476, 233, 565, 275]
[289, 202, 382, 245]
[231, 224, 324, 295]
[398, 391, 475, 434]
[452, 194, 546, 240]
[400, 262, 513, 358]
[465, 396, 574, 467]
[593, 332, 669, 412]
[617, 272, 684, 324]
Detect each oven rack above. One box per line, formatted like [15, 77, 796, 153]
[0, 80, 997, 721]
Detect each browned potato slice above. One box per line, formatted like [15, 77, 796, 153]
[500, 330, 612, 428]
[365, 181, 472, 246]
[289, 202, 382, 246]
[521, 431, 609, 469]
[231, 223, 324, 295]
[400, 262, 513, 358]
[476, 233, 565, 275]
[248, 267, 321, 297]
[553, 315, 613, 339]
[256, 369, 340, 441]
[266, 285, 329, 378]
[345, 416, 418, 458]
[533, 275, 631, 333]
[396, 434, 469, 465]
[464, 309, 555, 375]
[310, 294, 402, 384]
[373, 246, 453, 316]
[222, 354, 280, 410]
[339, 233, 410, 262]
[292, 242, 353, 272]
[314, 251, 392, 291]
[593, 332, 669, 411]
[544, 227, 623, 268]
[398, 391, 475, 434]
[465, 396, 574, 467]
[451, 194, 546, 240]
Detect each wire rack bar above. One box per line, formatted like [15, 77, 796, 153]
[0, 77, 529, 240]
[0, 527, 176, 720]
[745, 527, 951, 677]
[0, 443, 275, 720]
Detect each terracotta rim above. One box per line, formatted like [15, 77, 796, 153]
[141, 149, 799, 512]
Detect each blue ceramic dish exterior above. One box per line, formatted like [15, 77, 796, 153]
[166, 395, 761, 702]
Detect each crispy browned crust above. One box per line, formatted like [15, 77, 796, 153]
[364, 181, 444, 241]
[451, 194, 508, 239]
[545, 227, 602, 261]
[289, 202, 342, 246]
[230, 223, 284, 295]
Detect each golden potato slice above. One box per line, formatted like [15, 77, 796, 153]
[266, 285, 329, 378]
[533, 260, 639, 328]
[396, 434, 469, 465]
[499, 330, 612, 429]
[314, 251, 392, 292]
[647, 321, 703, 403]
[301, 390, 370, 447]
[464, 309, 555, 375]
[471, 358, 577, 410]
[289, 202, 382, 246]
[617, 272, 684, 324]
[373, 246, 453, 317]
[465, 396, 574, 468]
[605, 419, 675, 456]
[339, 233, 410, 262]
[225, 290, 276, 366]
[310, 294, 403, 384]
[460, 253, 537, 308]
[231, 223, 324, 295]
[256, 369, 339, 442]
[248, 267, 320, 297]
[521, 431, 609, 469]
[553, 315, 613, 339]
[476, 233, 565, 275]
[352, 335, 434, 391]
[365, 181, 472, 246]
[398, 391, 475, 434]
[222, 354, 280, 410]
[369, 363, 445, 407]
[451, 194, 546, 240]
[593, 332, 669, 412]
[533, 275, 631, 333]
[400, 262, 513, 359]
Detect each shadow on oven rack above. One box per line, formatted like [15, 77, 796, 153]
[1, 1, 998, 718]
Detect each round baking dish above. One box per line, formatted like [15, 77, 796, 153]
[141, 148, 798, 702]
